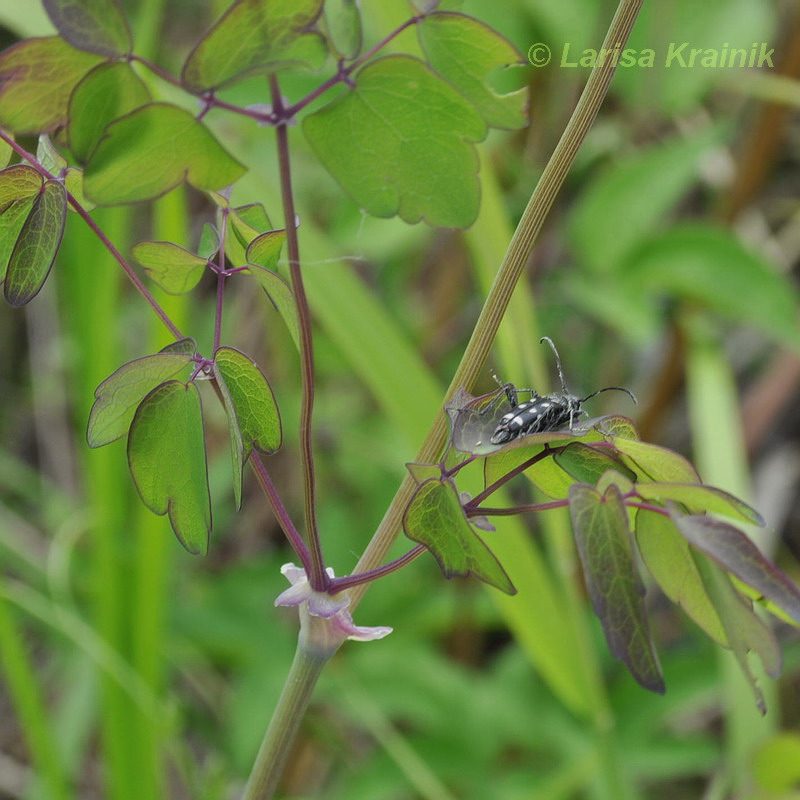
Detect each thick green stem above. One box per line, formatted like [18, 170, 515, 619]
[241, 640, 330, 800]
[349, 0, 645, 604]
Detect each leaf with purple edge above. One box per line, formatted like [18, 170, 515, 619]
[304, 55, 487, 228]
[635, 509, 728, 646]
[4, 179, 67, 307]
[418, 11, 527, 130]
[43, 0, 132, 57]
[86, 339, 196, 447]
[612, 437, 701, 483]
[0, 37, 104, 135]
[555, 442, 637, 486]
[83, 103, 246, 206]
[635, 482, 764, 526]
[131, 240, 208, 295]
[181, 0, 327, 93]
[403, 477, 515, 595]
[670, 508, 800, 625]
[569, 483, 664, 693]
[0, 165, 43, 284]
[127, 380, 211, 555]
[691, 551, 781, 713]
[68, 61, 150, 163]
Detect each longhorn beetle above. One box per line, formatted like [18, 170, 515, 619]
[489, 337, 637, 445]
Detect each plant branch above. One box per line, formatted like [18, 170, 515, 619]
[0, 132, 183, 341]
[212, 208, 230, 352]
[270, 75, 326, 590]
[327, 545, 426, 593]
[249, 455, 313, 573]
[469, 448, 554, 507]
[469, 500, 568, 516]
[348, 0, 646, 608]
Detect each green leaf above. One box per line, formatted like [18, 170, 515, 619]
[554, 442, 636, 486]
[304, 55, 487, 228]
[0, 37, 104, 134]
[226, 203, 272, 267]
[197, 222, 219, 260]
[569, 483, 664, 693]
[4, 179, 67, 307]
[67, 61, 150, 163]
[418, 11, 527, 130]
[568, 131, 719, 272]
[321, 0, 362, 61]
[691, 552, 781, 713]
[127, 381, 211, 555]
[213, 346, 281, 508]
[626, 225, 800, 350]
[406, 461, 443, 484]
[36, 134, 67, 174]
[131, 240, 208, 295]
[244, 226, 283, 270]
[181, 0, 327, 93]
[43, 0, 132, 57]
[214, 346, 281, 455]
[611, 437, 700, 483]
[0, 165, 43, 284]
[635, 509, 727, 646]
[671, 510, 800, 625]
[244, 233, 300, 349]
[634, 482, 764, 525]
[403, 477, 515, 595]
[86, 341, 196, 447]
[0, 131, 12, 168]
[63, 167, 94, 211]
[83, 103, 246, 205]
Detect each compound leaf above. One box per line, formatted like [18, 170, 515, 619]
[418, 11, 527, 129]
[87, 340, 196, 447]
[404, 477, 515, 595]
[128, 380, 211, 555]
[213, 346, 281, 508]
[4, 179, 67, 307]
[0, 37, 103, 134]
[635, 509, 727, 646]
[131, 240, 208, 295]
[181, 0, 326, 93]
[569, 483, 664, 693]
[304, 55, 487, 228]
[43, 0, 132, 57]
[672, 510, 800, 625]
[68, 61, 150, 163]
[84, 103, 246, 205]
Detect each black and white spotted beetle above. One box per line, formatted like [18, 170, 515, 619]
[489, 337, 637, 445]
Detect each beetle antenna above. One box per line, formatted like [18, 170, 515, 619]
[580, 386, 638, 405]
[540, 337, 569, 395]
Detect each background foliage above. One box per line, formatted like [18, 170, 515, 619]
[0, 0, 799, 799]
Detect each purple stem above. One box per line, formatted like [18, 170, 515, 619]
[469, 500, 569, 516]
[270, 74, 326, 591]
[328, 545, 426, 593]
[0, 132, 183, 341]
[468, 448, 555, 507]
[626, 501, 670, 517]
[213, 207, 230, 352]
[250, 455, 314, 574]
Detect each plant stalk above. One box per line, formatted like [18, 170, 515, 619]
[241, 640, 330, 800]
